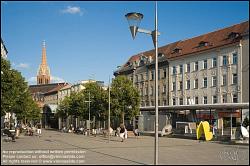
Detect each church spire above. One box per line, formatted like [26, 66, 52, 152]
[42, 40, 47, 65]
[37, 40, 51, 85]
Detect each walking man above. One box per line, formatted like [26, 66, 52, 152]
[37, 123, 42, 136]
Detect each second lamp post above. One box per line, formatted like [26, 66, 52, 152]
[125, 1, 160, 165]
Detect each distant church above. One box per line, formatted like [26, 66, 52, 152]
[29, 41, 68, 128]
[37, 41, 51, 85]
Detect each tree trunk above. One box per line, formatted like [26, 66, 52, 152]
[121, 112, 125, 125]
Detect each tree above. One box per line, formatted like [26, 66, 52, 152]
[57, 82, 108, 129]
[242, 116, 249, 128]
[1, 57, 40, 125]
[57, 96, 71, 119]
[111, 75, 140, 124]
[1, 57, 15, 116]
[16, 91, 41, 122]
[81, 82, 108, 122]
[57, 92, 88, 123]
[68, 92, 86, 119]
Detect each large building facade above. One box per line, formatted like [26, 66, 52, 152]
[29, 83, 69, 128]
[114, 21, 249, 132]
[58, 79, 106, 105]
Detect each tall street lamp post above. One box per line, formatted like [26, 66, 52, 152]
[125, 2, 160, 165]
[108, 76, 111, 143]
[88, 92, 91, 121]
[85, 92, 91, 133]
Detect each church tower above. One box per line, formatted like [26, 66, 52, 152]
[37, 41, 51, 85]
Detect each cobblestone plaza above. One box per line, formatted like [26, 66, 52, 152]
[1, 130, 249, 165]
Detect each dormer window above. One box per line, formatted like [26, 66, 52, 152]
[198, 41, 209, 47]
[133, 61, 137, 67]
[228, 32, 240, 39]
[140, 55, 147, 60]
[139, 59, 145, 66]
[139, 55, 147, 65]
[172, 48, 182, 54]
[158, 53, 164, 57]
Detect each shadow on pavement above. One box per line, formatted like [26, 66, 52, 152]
[52, 138, 148, 165]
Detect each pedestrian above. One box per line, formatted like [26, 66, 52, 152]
[27, 126, 33, 136]
[133, 127, 140, 138]
[119, 124, 126, 142]
[36, 123, 42, 136]
[69, 124, 73, 133]
[124, 127, 128, 139]
[3, 127, 15, 142]
[92, 128, 97, 137]
[108, 127, 113, 136]
[115, 127, 120, 137]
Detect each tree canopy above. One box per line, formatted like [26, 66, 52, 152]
[1, 57, 40, 121]
[57, 77, 140, 125]
[111, 75, 140, 123]
[57, 82, 108, 122]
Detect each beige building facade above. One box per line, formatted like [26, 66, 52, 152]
[114, 21, 249, 131]
[58, 79, 107, 105]
[169, 44, 244, 106]
[115, 21, 249, 107]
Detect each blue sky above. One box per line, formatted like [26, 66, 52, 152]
[1, 1, 249, 85]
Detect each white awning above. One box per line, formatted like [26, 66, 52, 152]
[140, 103, 249, 111]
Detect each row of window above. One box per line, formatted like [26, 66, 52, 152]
[172, 53, 237, 75]
[134, 69, 167, 82]
[142, 100, 168, 107]
[172, 94, 238, 105]
[133, 53, 238, 82]
[140, 85, 167, 96]
[37, 78, 50, 84]
[137, 73, 238, 96]
[172, 74, 237, 91]
[141, 94, 238, 107]
[44, 95, 58, 101]
[59, 90, 71, 95]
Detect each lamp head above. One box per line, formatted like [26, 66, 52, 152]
[125, 12, 143, 39]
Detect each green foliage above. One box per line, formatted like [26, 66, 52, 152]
[57, 96, 71, 118]
[1, 57, 40, 120]
[57, 82, 108, 121]
[57, 77, 140, 124]
[82, 82, 108, 121]
[111, 75, 140, 122]
[242, 116, 249, 127]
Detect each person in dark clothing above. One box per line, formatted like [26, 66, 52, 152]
[3, 129, 15, 142]
[119, 124, 126, 142]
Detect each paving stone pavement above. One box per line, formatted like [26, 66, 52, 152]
[1, 129, 249, 165]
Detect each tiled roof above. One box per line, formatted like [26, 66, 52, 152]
[119, 21, 249, 71]
[29, 83, 68, 94]
[59, 84, 72, 91]
[44, 83, 69, 95]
